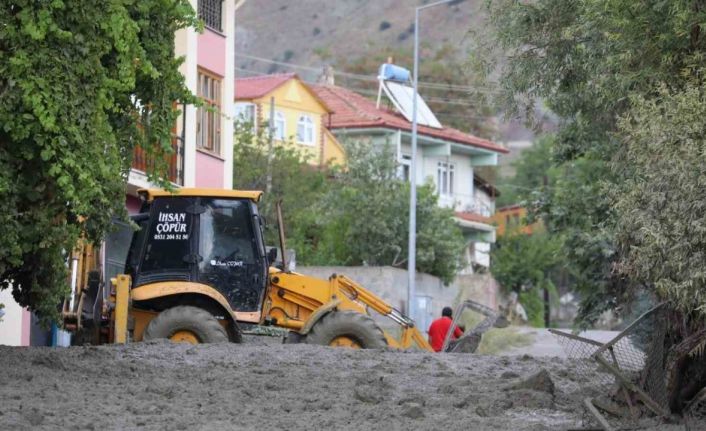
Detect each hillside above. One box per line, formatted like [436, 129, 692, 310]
[235, 0, 481, 80]
[234, 1, 499, 133]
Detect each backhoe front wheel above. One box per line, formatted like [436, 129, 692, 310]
[306, 311, 387, 349]
[143, 306, 228, 344]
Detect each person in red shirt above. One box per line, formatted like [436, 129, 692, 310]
[427, 306, 464, 352]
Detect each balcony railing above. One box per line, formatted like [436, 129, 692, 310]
[464, 197, 493, 218]
[131, 133, 184, 186]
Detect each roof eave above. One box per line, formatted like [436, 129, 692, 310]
[327, 125, 507, 155]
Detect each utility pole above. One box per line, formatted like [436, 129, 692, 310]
[266, 96, 274, 194]
[543, 174, 550, 328]
[408, 0, 455, 321]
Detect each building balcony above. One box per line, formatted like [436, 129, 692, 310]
[462, 197, 493, 218]
[454, 210, 496, 244]
[130, 134, 185, 187]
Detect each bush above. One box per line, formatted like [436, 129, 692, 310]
[0, 0, 198, 323]
[232, 131, 466, 283]
[491, 228, 564, 327]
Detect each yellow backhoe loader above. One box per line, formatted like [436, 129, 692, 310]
[62, 188, 433, 350]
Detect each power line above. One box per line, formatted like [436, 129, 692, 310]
[233, 66, 492, 109]
[236, 53, 378, 82]
[342, 78, 504, 95]
[234, 67, 268, 76]
[234, 53, 503, 94]
[236, 53, 323, 73]
[345, 86, 488, 108]
[233, 66, 495, 115]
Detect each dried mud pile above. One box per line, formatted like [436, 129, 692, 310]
[0, 337, 608, 430]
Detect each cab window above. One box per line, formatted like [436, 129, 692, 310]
[198, 198, 257, 270]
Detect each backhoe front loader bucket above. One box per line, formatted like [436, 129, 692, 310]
[443, 299, 507, 353]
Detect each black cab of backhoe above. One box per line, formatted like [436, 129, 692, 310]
[124, 191, 269, 313]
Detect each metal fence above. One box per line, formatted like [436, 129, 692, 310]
[551, 304, 672, 430]
[684, 388, 706, 431]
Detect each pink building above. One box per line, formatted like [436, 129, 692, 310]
[0, 0, 238, 346]
[126, 0, 238, 214]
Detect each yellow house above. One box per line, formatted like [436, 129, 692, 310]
[234, 73, 345, 166]
[492, 204, 542, 237]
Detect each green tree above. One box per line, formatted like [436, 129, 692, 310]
[315, 139, 408, 267]
[318, 140, 466, 284]
[475, 0, 706, 324]
[0, 1, 198, 322]
[612, 84, 706, 408]
[232, 132, 467, 284]
[476, 0, 706, 408]
[231, 120, 331, 263]
[491, 228, 564, 327]
[615, 83, 706, 320]
[496, 134, 557, 208]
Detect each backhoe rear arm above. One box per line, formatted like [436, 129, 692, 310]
[267, 270, 432, 351]
[332, 274, 432, 351]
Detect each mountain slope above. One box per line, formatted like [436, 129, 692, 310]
[234, 0, 481, 81]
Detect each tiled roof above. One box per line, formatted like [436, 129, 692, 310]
[497, 204, 524, 212]
[455, 211, 493, 224]
[474, 174, 500, 197]
[311, 84, 508, 154]
[235, 73, 297, 100]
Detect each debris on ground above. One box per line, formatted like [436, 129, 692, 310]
[0, 339, 628, 430]
[507, 369, 555, 396]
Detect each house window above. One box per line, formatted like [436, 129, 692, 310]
[274, 111, 286, 140]
[400, 154, 412, 182]
[196, 70, 222, 154]
[235, 102, 256, 126]
[296, 115, 315, 145]
[437, 162, 454, 195]
[198, 0, 223, 32]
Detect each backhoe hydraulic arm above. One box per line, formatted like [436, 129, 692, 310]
[267, 270, 432, 351]
[319, 273, 431, 350]
[333, 274, 416, 328]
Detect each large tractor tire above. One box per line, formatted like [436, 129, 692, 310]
[143, 306, 228, 344]
[306, 311, 387, 349]
[283, 331, 305, 344]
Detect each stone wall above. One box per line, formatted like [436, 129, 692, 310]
[296, 266, 500, 334]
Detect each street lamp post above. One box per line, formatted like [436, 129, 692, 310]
[408, 0, 454, 322]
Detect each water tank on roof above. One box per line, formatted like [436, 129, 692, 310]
[378, 63, 411, 83]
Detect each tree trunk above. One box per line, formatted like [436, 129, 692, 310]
[665, 328, 706, 413]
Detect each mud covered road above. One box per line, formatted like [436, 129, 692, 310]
[0, 338, 609, 430]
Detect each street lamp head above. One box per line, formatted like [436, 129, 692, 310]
[417, 0, 456, 12]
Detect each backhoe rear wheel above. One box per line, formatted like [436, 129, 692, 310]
[306, 311, 387, 349]
[143, 306, 228, 344]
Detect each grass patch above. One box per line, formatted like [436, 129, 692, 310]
[476, 327, 535, 355]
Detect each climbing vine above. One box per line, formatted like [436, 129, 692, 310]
[0, 0, 199, 323]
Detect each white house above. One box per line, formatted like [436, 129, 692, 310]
[311, 82, 508, 272]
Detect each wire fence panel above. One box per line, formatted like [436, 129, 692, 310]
[550, 304, 674, 430]
[684, 388, 706, 431]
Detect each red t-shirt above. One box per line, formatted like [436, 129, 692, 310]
[428, 316, 463, 352]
